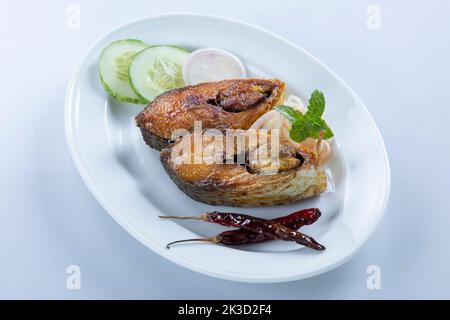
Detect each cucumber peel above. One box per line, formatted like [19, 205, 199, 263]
[99, 39, 149, 104]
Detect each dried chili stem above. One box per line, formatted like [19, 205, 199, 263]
[166, 237, 218, 249]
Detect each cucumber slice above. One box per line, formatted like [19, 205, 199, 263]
[99, 39, 149, 104]
[129, 46, 189, 102]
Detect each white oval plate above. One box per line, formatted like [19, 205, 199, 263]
[65, 14, 390, 283]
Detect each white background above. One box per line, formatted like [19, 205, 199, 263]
[1, 0, 449, 299]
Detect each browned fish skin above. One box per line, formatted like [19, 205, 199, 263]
[135, 79, 285, 150]
[160, 133, 327, 207]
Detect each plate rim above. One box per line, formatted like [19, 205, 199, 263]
[64, 12, 391, 283]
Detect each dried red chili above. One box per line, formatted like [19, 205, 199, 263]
[271, 208, 321, 230]
[160, 209, 325, 251]
[164, 208, 321, 247]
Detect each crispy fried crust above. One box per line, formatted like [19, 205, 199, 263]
[135, 79, 285, 150]
[140, 126, 169, 150]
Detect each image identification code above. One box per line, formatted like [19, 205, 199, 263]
[178, 304, 272, 317]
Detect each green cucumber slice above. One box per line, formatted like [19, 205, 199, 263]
[129, 46, 189, 102]
[99, 39, 149, 104]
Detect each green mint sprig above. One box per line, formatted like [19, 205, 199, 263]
[276, 90, 334, 143]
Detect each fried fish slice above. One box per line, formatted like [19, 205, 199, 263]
[160, 131, 327, 207]
[135, 79, 285, 150]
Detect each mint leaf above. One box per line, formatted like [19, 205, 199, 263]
[275, 105, 303, 123]
[276, 90, 334, 142]
[290, 121, 311, 142]
[307, 90, 326, 119]
[308, 117, 334, 140]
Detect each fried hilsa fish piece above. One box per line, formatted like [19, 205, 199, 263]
[135, 79, 285, 150]
[160, 131, 327, 207]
